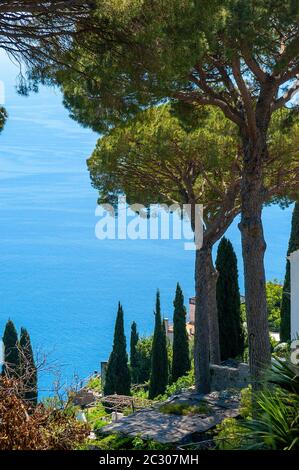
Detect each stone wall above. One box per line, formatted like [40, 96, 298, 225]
[290, 249, 299, 339]
[210, 363, 250, 390]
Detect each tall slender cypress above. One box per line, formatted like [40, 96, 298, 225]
[172, 283, 190, 382]
[216, 238, 244, 361]
[19, 328, 37, 405]
[130, 321, 139, 384]
[281, 202, 299, 341]
[149, 290, 168, 399]
[2, 320, 20, 377]
[104, 303, 131, 396]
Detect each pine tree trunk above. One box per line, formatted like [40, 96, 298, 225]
[207, 256, 221, 365]
[238, 141, 271, 388]
[194, 245, 220, 393]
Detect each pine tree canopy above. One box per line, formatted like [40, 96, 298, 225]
[87, 105, 298, 227]
[36, 1, 299, 136]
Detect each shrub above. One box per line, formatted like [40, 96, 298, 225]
[156, 369, 194, 401]
[0, 377, 89, 450]
[131, 436, 172, 450]
[272, 342, 290, 359]
[214, 418, 248, 450]
[87, 375, 102, 392]
[214, 385, 252, 450]
[134, 337, 152, 385]
[230, 360, 299, 450]
[239, 385, 252, 418]
[159, 402, 211, 416]
[266, 281, 283, 332]
[86, 403, 109, 431]
[81, 434, 171, 450]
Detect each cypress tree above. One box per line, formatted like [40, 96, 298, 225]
[216, 238, 244, 361]
[281, 202, 299, 342]
[104, 303, 131, 396]
[19, 328, 38, 405]
[130, 321, 139, 384]
[172, 283, 190, 382]
[149, 290, 168, 399]
[2, 320, 20, 377]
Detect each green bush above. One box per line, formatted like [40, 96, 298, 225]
[214, 385, 252, 449]
[83, 434, 133, 450]
[214, 418, 248, 450]
[266, 281, 283, 332]
[131, 436, 172, 450]
[80, 434, 170, 450]
[155, 369, 194, 401]
[87, 376, 102, 392]
[159, 401, 211, 416]
[134, 337, 152, 384]
[86, 403, 109, 430]
[239, 385, 252, 418]
[239, 360, 299, 450]
[241, 280, 283, 333]
[272, 341, 290, 359]
[131, 385, 149, 399]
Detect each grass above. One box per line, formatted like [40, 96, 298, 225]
[86, 403, 110, 431]
[159, 401, 211, 416]
[79, 434, 171, 450]
[86, 375, 102, 391]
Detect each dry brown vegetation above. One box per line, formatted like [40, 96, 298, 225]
[0, 377, 90, 450]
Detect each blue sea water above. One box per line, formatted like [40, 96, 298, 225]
[0, 52, 294, 395]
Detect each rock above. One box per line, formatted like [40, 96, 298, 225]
[100, 390, 240, 444]
[111, 411, 124, 422]
[210, 363, 249, 390]
[72, 389, 99, 408]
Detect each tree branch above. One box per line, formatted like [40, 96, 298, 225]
[240, 43, 267, 83]
[231, 55, 257, 138]
[173, 91, 245, 128]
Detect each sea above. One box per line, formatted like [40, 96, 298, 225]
[0, 51, 293, 396]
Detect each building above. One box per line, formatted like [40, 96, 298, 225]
[290, 249, 299, 339]
[165, 294, 246, 344]
[164, 297, 195, 343]
[189, 297, 196, 324]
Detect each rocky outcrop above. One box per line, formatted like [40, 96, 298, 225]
[100, 390, 240, 444]
[210, 363, 250, 390]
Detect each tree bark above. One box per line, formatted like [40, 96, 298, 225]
[194, 245, 220, 393]
[207, 260, 221, 365]
[238, 139, 271, 388]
